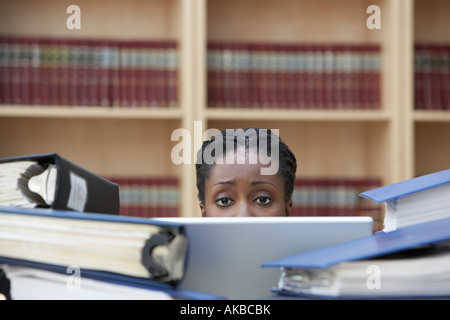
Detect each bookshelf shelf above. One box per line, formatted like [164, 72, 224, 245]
[414, 111, 450, 123]
[206, 108, 391, 122]
[0, 106, 183, 119]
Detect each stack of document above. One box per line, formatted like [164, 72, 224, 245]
[360, 169, 450, 232]
[263, 215, 450, 298]
[0, 206, 187, 283]
[1, 264, 173, 300]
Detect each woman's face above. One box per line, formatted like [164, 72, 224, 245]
[200, 158, 292, 217]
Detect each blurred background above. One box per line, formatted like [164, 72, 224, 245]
[0, 0, 448, 231]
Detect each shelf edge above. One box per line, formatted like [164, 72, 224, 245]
[0, 106, 183, 120]
[414, 111, 450, 123]
[205, 108, 392, 122]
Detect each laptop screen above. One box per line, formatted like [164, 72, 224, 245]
[154, 216, 373, 299]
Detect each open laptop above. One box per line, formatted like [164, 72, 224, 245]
[154, 216, 373, 299]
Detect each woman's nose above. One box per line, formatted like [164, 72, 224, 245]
[235, 202, 254, 217]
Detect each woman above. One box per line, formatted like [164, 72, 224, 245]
[196, 127, 297, 217]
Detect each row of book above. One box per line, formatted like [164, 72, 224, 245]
[107, 176, 179, 218]
[207, 42, 381, 109]
[0, 36, 178, 107]
[290, 177, 383, 230]
[414, 44, 450, 110]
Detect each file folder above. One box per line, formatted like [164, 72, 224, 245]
[360, 169, 450, 203]
[262, 216, 450, 269]
[359, 169, 450, 231]
[0, 153, 119, 214]
[0, 205, 188, 285]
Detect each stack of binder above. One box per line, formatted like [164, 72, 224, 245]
[0, 153, 221, 300]
[262, 169, 450, 299]
[0, 205, 223, 300]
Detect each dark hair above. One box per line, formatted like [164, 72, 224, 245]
[195, 127, 297, 205]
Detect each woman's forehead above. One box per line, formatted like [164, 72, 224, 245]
[208, 161, 282, 184]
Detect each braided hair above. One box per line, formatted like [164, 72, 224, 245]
[195, 127, 297, 205]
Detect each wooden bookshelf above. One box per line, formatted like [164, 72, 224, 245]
[410, 0, 450, 181]
[202, 0, 406, 194]
[0, 0, 448, 218]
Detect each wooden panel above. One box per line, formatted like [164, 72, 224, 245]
[0, 118, 182, 177]
[207, 0, 386, 43]
[415, 123, 450, 176]
[0, 0, 180, 39]
[414, 0, 450, 43]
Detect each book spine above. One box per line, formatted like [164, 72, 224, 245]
[248, 43, 259, 108]
[79, 40, 90, 106]
[207, 42, 218, 108]
[168, 177, 179, 217]
[146, 42, 159, 107]
[0, 37, 10, 104]
[419, 44, 433, 110]
[18, 37, 32, 105]
[98, 40, 111, 107]
[284, 44, 296, 109]
[88, 40, 100, 106]
[119, 41, 130, 107]
[130, 40, 140, 107]
[414, 44, 422, 110]
[110, 40, 121, 108]
[349, 45, 361, 109]
[443, 45, 450, 110]
[58, 38, 70, 106]
[312, 44, 325, 109]
[430, 45, 442, 110]
[233, 42, 245, 108]
[322, 45, 334, 109]
[266, 43, 277, 109]
[221, 42, 233, 108]
[39, 38, 51, 106]
[9, 37, 21, 105]
[133, 41, 144, 107]
[166, 41, 178, 107]
[155, 42, 167, 107]
[49, 38, 60, 106]
[279, 43, 289, 109]
[293, 44, 307, 109]
[30, 38, 42, 105]
[239, 43, 250, 108]
[360, 45, 370, 109]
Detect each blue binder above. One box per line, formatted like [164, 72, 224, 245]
[359, 169, 450, 203]
[262, 216, 450, 269]
[0, 207, 186, 284]
[0, 206, 224, 300]
[0, 257, 224, 300]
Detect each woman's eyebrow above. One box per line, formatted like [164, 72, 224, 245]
[213, 180, 235, 187]
[251, 180, 276, 187]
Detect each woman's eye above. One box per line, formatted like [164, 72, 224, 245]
[255, 196, 272, 205]
[215, 197, 233, 207]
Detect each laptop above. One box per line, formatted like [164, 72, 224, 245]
[154, 216, 373, 299]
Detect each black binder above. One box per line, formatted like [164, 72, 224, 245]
[0, 153, 119, 214]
